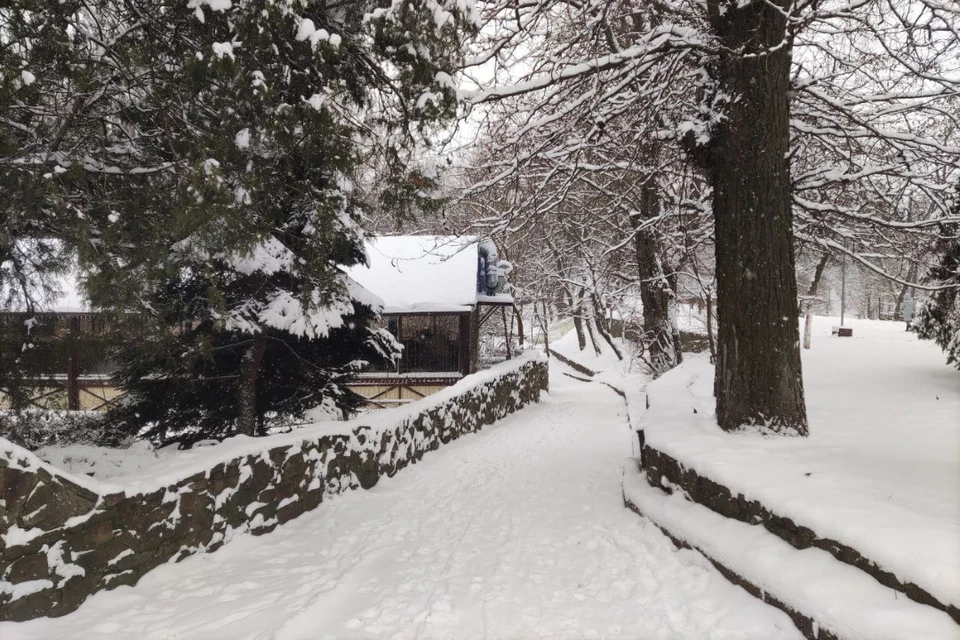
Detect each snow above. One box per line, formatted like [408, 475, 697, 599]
[45, 540, 86, 587]
[0, 580, 54, 604]
[641, 317, 960, 612]
[295, 18, 336, 48]
[234, 128, 250, 149]
[33, 441, 177, 481]
[550, 326, 634, 379]
[11, 352, 546, 496]
[549, 326, 648, 436]
[676, 302, 710, 333]
[623, 467, 960, 640]
[228, 237, 295, 276]
[295, 18, 317, 42]
[1, 526, 46, 548]
[305, 93, 326, 110]
[211, 42, 235, 61]
[186, 0, 232, 10]
[0, 366, 800, 640]
[344, 235, 503, 313]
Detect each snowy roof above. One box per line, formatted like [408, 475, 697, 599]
[346, 235, 505, 314]
[2, 235, 512, 315]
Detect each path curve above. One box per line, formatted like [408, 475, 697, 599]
[2, 371, 801, 640]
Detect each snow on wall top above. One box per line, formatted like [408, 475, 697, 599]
[640, 322, 960, 611]
[345, 235, 490, 314]
[0, 350, 546, 496]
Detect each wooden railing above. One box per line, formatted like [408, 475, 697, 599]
[0, 312, 126, 410]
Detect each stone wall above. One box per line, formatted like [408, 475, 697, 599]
[623, 495, 842, 640]
[641, 444, 960, 627]
[0, 355, 548, 621]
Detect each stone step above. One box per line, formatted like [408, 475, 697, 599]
[623, 462, 960, 640]
[641, 444, 959, 625]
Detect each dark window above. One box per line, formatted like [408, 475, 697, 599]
[0, 313, 123, 378]
[363, 314, 462, 374]
[398, 314, 461, 373]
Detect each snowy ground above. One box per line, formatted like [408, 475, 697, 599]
[642, 316, 960, 612]
[2, 368, 801, 640]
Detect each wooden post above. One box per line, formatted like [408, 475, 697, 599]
[459, 313, 471, 376]
[396, 315, 404, 374]
[515, 305, 525, 347]
[470, 307, 480, 373]
[67, 316, 81, 410]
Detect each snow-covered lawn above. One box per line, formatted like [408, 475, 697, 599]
[1, 370, 800, 640]
[642, 317, 960, 612]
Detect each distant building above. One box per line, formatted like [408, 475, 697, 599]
[343, 235, 515, 406]
[1, 235, 515, 410]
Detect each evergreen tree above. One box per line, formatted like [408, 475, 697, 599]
[110, 279, 398, 447]
[0, 3, 81, 309]
[914, 192, 960, 370]
[0, 0, 472, 441]
[89, 0, 471, 443]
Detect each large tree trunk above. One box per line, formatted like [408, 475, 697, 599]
[591, 292, 624, 360]
[562, 287, 588, 351]
[236, 332, 268, 437]
[632, 174, 682, 376]
[706, 0, 808, 435]
[584, 311, 603, 356]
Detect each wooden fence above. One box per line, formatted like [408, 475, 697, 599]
[0, 312, 126, 411]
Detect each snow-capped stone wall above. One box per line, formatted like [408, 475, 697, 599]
[0, 353, 548, 622]
[625, 357, 960, 639]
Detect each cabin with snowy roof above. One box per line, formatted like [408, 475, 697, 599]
[0, 235, 515, 410]
[343, 235, 516, 406]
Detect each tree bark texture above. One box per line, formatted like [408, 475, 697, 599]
[236, 332, 268, 437]
[515, 305, 525, 346]
[632, 176, 682, 376]
[707, 0, 808, 434]
[563, 288, 588, 351]
[591, 293, 624, 360]
[585, 314, 603, 356]
[705, 292, 716, 362]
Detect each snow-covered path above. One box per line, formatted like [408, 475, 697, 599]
[3, 371, 800, 640]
